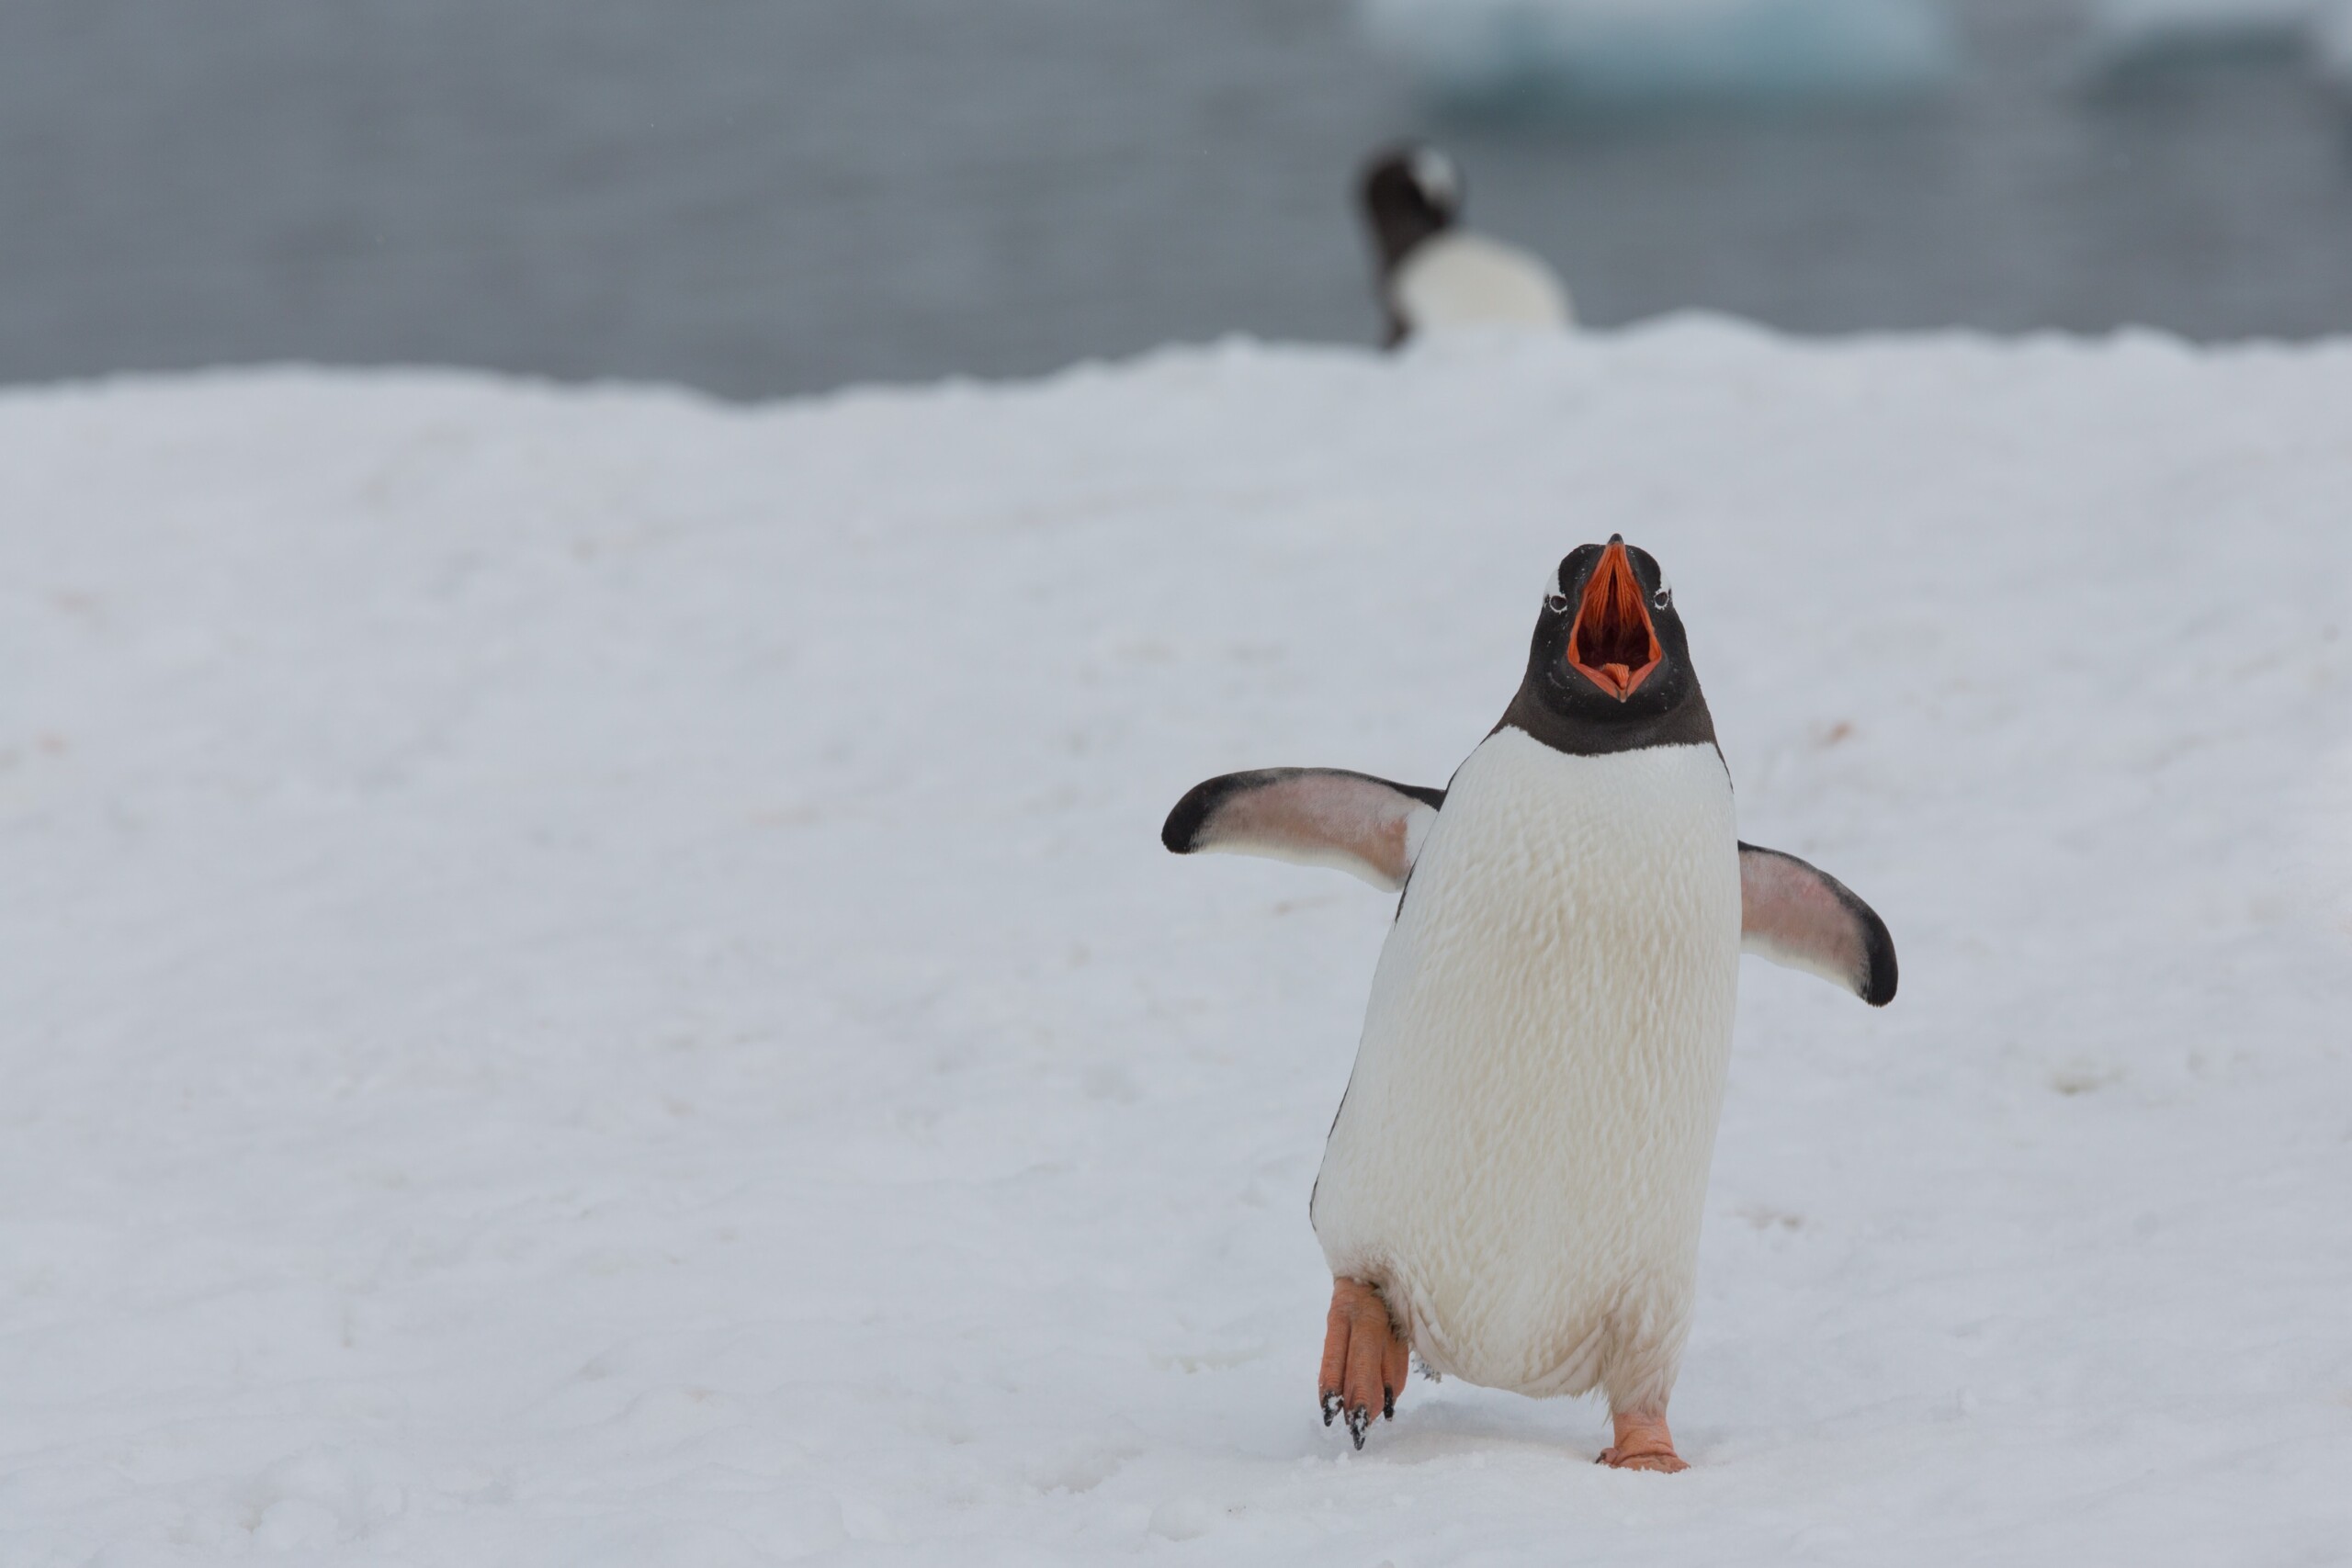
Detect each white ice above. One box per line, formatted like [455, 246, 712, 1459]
[2086, 0, 2346, 68]
[1360, 0, 1955, 108]
[4, 321, 2351, 1563]
[2317, 0, 2352, 73]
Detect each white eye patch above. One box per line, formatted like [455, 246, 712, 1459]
[1410, 147, 1461, 210]
[1544, 561, 1569, 613]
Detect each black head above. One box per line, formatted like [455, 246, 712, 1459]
[1496, 536, 1717, 756]
[1357, 143, 1463, 272]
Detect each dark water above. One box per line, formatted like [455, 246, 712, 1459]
[5, 0, 2351, 399]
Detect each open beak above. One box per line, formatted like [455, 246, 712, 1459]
[1566, 537, 1663, 701]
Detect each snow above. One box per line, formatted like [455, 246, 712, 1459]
[4, 321, 2351, 1563]
[1360, 0, 1954, 109]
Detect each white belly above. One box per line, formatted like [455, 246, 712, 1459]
[1391, 231, 1575, 334]
[1311, 729, 1740, 1406]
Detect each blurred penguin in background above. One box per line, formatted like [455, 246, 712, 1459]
[1358, 145, 1574, 346]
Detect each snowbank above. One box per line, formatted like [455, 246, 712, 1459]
[3, 323, 2350, 1563]
[1361, 0, 1955, 108]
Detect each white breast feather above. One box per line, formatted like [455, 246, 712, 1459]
[1391, 231, 1576, 334]
[1311, 730, 1739, 1409]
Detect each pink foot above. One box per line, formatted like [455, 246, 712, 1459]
[1597, 1408, 1689, 1472]
[1318, 1277, 1408, 1449]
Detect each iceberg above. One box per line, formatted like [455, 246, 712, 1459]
[2085, 0, 2329, 69]
[1360, 0, 1957, 110]
[2314, 0, 2352, 75]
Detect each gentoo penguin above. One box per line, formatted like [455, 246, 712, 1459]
[1357, 144, 1575, 346]
[1161, 537, 1894, 1471]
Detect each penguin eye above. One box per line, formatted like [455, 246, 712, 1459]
[1651, 572, 1673, 611]
[1545, 592, 1571, 615]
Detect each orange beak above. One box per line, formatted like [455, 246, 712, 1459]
[1566, 538, 1663, 701]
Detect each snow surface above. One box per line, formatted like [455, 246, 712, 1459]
[4, 322, 2351, 1563]
[1360, 0, 1954, 108]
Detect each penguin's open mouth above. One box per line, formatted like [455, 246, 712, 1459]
[1567, 537, 1662, 701]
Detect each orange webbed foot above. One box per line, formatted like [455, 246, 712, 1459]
[1597, 1408, 1688, 1472]
[1318, 1277, 1408, 1449]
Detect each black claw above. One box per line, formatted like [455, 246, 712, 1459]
[1320, 1391, 1338, 1427]
[1347, 1404, 1370, 1449]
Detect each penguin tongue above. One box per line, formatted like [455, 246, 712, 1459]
[1568, 539, 1662, 702]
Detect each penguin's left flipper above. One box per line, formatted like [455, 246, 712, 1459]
[1161, 769, 1444, 893]
[1738, 843, 1898, 1007]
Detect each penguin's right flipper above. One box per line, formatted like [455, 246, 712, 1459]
[1738, 843, 1898, 1006]
[1161, 770, 1444, 893]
